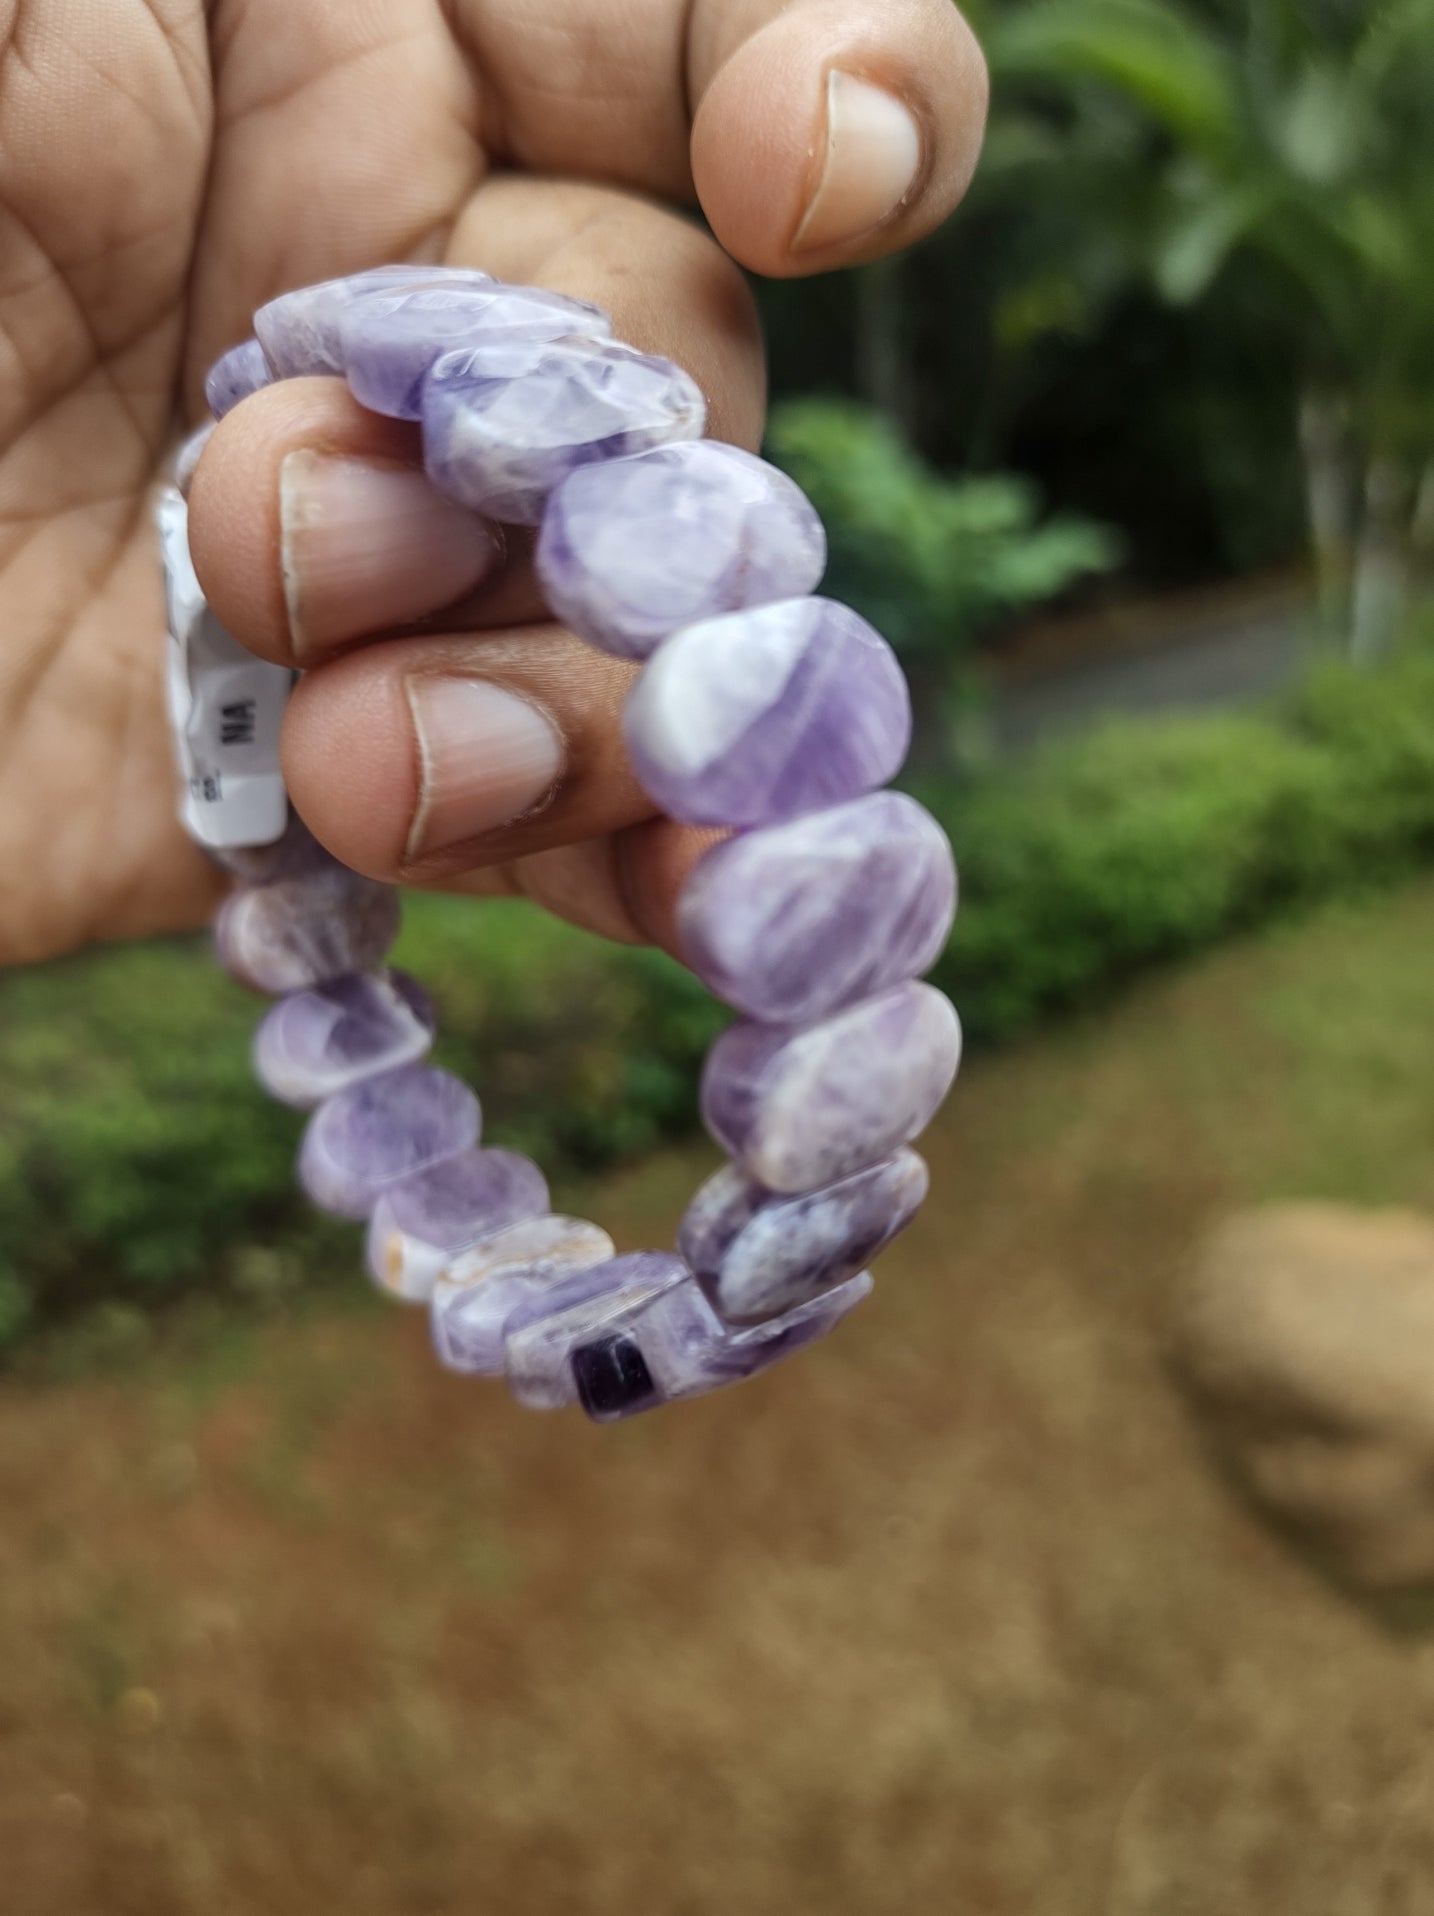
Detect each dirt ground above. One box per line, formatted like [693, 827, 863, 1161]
[4, 884, 1434, 1916]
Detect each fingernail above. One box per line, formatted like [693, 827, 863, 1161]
[280, 452, 501, 658]
[406, 677, 565, 859]
[793, 71, 923, 255]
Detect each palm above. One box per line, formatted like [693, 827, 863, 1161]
[1, 0, 524, 960]
[0, 0, 986, 964]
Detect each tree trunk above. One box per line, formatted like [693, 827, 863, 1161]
[1411, 460, 1434, 567]
[856, 256, 912, 436]
[1297, 388, 1355, 643]
[1349, 456, 1410, 664]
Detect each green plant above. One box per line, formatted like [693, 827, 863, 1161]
[927, 642, 1434, 1036]
[980, 0, 1434, 656]
[0, 904, 723, 1353]
[765, 398, 1120, 664]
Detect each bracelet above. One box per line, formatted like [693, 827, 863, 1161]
[160, 266, 962, 1425]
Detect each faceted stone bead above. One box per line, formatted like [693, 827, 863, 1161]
[623, 597, 912, 827]
[503, 1254, 690, 1410]
[680, 1150, 929, 1324]
[702, 983, 962, 1194]
[536, 441, 827, 660]
[431, 1216, 621, 1374]
[254, 265, 495, 377]
[253, 971, 436, 1110]
[604, 1268, 874, 1416]
[341, 282, 611, 421]
[175, 422, 215, 498]
[571, 1334, 659, 1422]
[678, 793, 957, 1024]
[517, 1266, 874, 1424]
[422, 335, 706, 526]
[299, 1064, 481, 1221]
[366, 1148, 550, 1303]
[215, 852, 401, 995]
[205, 339, 273, 418]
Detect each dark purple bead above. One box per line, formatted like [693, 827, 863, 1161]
[571, 1335, 659, 1422]
[503, 1254, 689, 1409]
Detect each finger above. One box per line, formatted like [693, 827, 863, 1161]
[188, 379, 505, 667]
[280, 623, 647, 887]
[455, 0, 987, 278]
[193, 183, 765, 929]
[189, 183, 763, 669]
[688, 0, 989, 275]
[189, 0, 478, 403]
[445, 818, 724, 956]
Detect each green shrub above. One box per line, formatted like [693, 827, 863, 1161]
[927, 645, 1434, 1036]
[0, 906, 722, 1351]
[766, 399, 1121, 663]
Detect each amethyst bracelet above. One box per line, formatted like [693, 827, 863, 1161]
[161, 267, 962, 1425]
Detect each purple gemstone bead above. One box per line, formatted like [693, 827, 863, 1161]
[430, 1216, 621, 1373]
[422, 335, 706, 526]
[253, 971, 435, 1110]
[298, 1064, 481, 1221]
[614, 1268, 873, 1413]
[215, 856, 401, 996]
[503, 1254, 691, 1410]
[518, 1266, 874, 1424]
[255, 265, 495, 377]
[175, 422, 215, 498]
[535, 441, 827, 660]
[367, 1147, 551, 1302]
[205, 339, 273, 419]
[678, 793, 957, 1024]
[680, 1150, 929, 1324]
[623, 598, 912, 827]
[341, 282, 611, 422]
[702, 983, 962, 1194]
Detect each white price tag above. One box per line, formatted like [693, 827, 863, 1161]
[157, 488, 293, 852]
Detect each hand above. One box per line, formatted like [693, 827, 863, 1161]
[0, 0, 987, 965]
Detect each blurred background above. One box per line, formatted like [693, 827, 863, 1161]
[4, 1, 1434, 1908]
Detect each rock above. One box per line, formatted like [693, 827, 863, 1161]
[1171, 1204, 1434, 1592]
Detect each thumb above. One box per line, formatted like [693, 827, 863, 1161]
[688, 0, 988, 278]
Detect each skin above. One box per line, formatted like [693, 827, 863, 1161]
[0, 0, 988, 967]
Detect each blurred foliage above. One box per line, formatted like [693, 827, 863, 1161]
[926, 636, 1434, 1036]
[0, 908, 722, 1354]
[766, 399, 1120, 661]
[974, 0, 1434, 651]
[5, 637, 1434, 1350]
[760, 0, 1434, 611]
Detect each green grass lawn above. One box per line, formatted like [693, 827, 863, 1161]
[4, 881, 1434, 1914]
